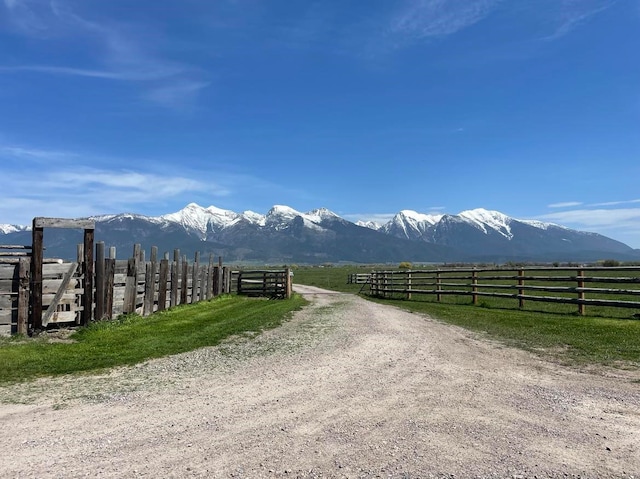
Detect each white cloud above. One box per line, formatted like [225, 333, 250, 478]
[548, 201, 583, 208]
[590, 199, 640, 207]
[0, 144, 77, 162]
[538, 208, 640, 228]
[390, 0, 502, 39]
[543, 0, 617, 41]
[1, 0, 209, 109]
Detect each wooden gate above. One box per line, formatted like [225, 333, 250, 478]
[30, 217, 95, 331]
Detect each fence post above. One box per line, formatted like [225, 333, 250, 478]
[436, 271, 442, 302]
[95, 242, 105, 321]
[472, 269, 478, 305]
[158, 259, 169, 311]
[171, 249, 179, 307]
[191, 252, 200, 304]
[143, 262, 153, 316]
[406, 270, 412, 300]
[286, 267, 292, 299]
[181, 255, 189, 305]
[518, 269, 525, 309]
[223, 266, 231, 294]
[30, 219, 44, 331]
[577, 269, 585, 316]
[104, 256, 115, 319]
[123, 257, 137, 314]
[17, 257, 29, 335]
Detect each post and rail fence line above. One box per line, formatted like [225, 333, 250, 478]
[0, 218, 294, 335]
[347, 273, 372, 284]
[365, 266, 640, 316]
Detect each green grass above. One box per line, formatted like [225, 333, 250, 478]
[293, 265, 640, 366]
[0, 294, 307, 384]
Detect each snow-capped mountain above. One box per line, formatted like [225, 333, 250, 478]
[0, 224, 29, 234]
[1, 204, 637, 262]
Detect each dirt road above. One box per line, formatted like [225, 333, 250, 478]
[1, 285, 639, 478]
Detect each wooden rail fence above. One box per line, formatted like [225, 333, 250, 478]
[367, 267, 640, 315]
[237, 269, 293, 299]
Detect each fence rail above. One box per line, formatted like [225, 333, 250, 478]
[367, 267, 640, 315]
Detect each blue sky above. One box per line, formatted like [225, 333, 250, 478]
[1, 0, 639, 247]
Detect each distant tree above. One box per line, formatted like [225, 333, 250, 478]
[602, 259, 620, 267]
[399, 261, 412, 270]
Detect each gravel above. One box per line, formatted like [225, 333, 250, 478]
[1, 284, 639, 478]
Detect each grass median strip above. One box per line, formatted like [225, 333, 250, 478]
[0, 294, 307, 384]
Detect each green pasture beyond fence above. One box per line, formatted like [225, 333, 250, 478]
[362, 266, 640, 317]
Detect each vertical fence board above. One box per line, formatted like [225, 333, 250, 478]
[158, 259, 169, 311]
[104, 258, 115, 319]
[17, 258, 29, 335]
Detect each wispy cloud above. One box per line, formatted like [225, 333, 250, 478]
[543, 0, 617, 41]
[538, 208, 640, 228]
[389, 0, 502, 40]
[1, 0, 209, 109]
[548, 201, 584, 208]
[590, 199, 640, 207]
[0, 141, 287, 224]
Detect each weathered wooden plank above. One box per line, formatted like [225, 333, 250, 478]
[0, 295, 13, 309]
[123, 257, 138, 314]
[180, 257, 188, 305]
[17, 257, 29, 335]
[33, 217, 95, 229]
[158, 259, 169, 312]
[104, 258, 115, 320]
[0, 279, 16, 291]
[143, 262, 154, 316]
[0, 265, 18, 280]
[0, 324, 11, 336]
[170, 260, 178, 307]
[43, 292, 78, 302]
[42, 263, 76, 276]
[0, 245, 32, 250]
[45, 310, 82, 323]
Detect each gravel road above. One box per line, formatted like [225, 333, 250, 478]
[1, 284, 639, 478]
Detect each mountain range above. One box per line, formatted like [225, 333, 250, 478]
[1, 203, 638, 263]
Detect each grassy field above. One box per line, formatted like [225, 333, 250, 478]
[293, 265, 640, 366]
[0, 294, 307, 384]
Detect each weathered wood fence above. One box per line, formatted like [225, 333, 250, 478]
[0, 242, 234, 335]
[237, 269, 292, 299]
[367, 267, 640, 315]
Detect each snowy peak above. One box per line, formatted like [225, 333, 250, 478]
[398, 209, 443, 226]
[161, 203, 240, 238]
[458, 208, 514, 239]
[0, 224, 29, 234]
[356, 220, 382, 230]
[383, 209, 443, 239]
[305, 208, 340, 223]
